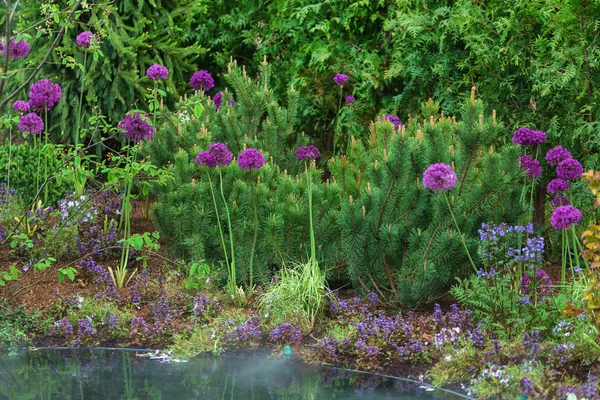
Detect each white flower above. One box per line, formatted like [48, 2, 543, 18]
[444, 355, 452, 362]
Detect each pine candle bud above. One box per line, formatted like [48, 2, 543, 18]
[349, 195, 353, 205]
[362, 206, 366, 218]
[492, 110, 497, 126]
[479, 115, 483, 132]
[177, 123, 182, 137]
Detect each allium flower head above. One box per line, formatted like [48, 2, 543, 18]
[146, 64, 169, 80]
[190, 70, 214, 91]
[333, 73, 349, 87]
[28, 79, 62, 111]
[295, 145, 321, 161]
[213, 92, 223, 109]
[345, 95, 355, 104]
[556, 158, 583, 181]
[519, 155, 542, 178]
[382, 114, 402, 131]
[545, 146, 571, 166]
[209, 142, 233, 165]
[18, 112, 44, 135]
[12, 100, 30, 113]
[551, 205, 582, 230]
[238, 148, 265, 170]
[195, 151, 217, 168]
[512, 127, 547, 146]
[547, 178, 570, 194]
[423, 163, 457, 193]
[551, 196, 569, 207]
[76, 31, 94, 48]
[1, 39, 30, 60]
[118, 112, 155, 143]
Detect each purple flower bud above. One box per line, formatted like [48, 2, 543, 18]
[545, 146, 571, 166]
[551, 205, 582, 230]
[146, 64, 169, 80]
[551, 196, 569, 207]
[512, 127, 547, 146]
[76, 31, 94, 48]
[12, 100, 30, 113]
[345, 95, 355, 104]
[213, 92, 223, 109]
[519, 155, 542, 178]
[295, 145, 321, 161]
[18, 112, 44, 135]
[556, 158, 583, 181]
[190, 70, 214, 91]
[237, 148, 265, 171]
[118, 112, 155, 143]
[423, 163, 457, 193]
[382, 114, 402, 131]
[28, 79, 62, 111]
[547, 178, 570, 194]
[195, 151, 217, 168]
[333, 73, 349, 87]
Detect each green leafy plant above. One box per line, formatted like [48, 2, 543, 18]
[185, 261, 211, 291]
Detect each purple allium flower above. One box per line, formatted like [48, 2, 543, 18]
[345, 95, 355, 104]
[333, 73, 349, 87]
[1, 39, 30, 60]
[519, 155, 542, 178]
[146, 64, 169, 80]
[551, 205, 582, 230]
[195, 151, 217, 168]
[118, 112, 155, 143]
[512, 127, 547, 146]
[547, 178, 570, 194]
[17, 112, 44, 135]
[545, 146, 572, 166]
[556, 158, 583, 181]
[295, 145, 321, 161]
[12, 100, 30, 113]
[382, 114, 402, 131]
[423, 163, 457, 193]
[213, 92, 223, 109]
[28, 79, 62, 111]
[76, 31, 94, 48]
[190, 70, 214, 91]
[238, 148, 265, 170]
[209, 142, 233, 165]
[551, 196, 569, 207]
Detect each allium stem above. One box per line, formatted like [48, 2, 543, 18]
[43, 108, 48, 204]
[332, 86, 343, 155]
[248, 171, 259, 289]
[6, 126, 11, 199]
[561, 230, 567, 286]
[75, 50, 87, 147]
[219, 168, 236, 292]
[443, 193, 477, 273]
[306, 161, 317, 264]
[206, 172, 230, 284]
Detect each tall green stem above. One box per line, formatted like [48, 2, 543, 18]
[561, 229, 567, 286]
[219, 168, 236, 291]
[248, 171, 259, 289]
[75, 50, 88, 147]
[207, 171, 230, 281]
[6, 126, 11, 197]
[443, 193, 477, 273]
[332, 87, 343, 155]
[43, 108, 48, 204]
[306, 161, 316, 264]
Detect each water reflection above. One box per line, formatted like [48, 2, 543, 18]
[0, 350, 464, 399]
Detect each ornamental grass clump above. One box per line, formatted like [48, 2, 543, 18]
[195, 142, 236, 293]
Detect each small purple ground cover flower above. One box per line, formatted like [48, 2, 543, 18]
[269, 323, 302, 345]
[512, 127, 547, 146]
[519, 155, 541, 178]
[551, 205, 582, 230]
[238, 148, 265, 170]
[190, 70, 214, 91]
[423, 163, 457, 193]
[118, 112, 155, 143]
[1, 39, 30, 60]
[29, 79, 62, 111]
[76, 31, 94, 48]
[334, 73, 349, 86]
[18, 112, 44, 135]
[146, 64, 169, 80]
[545, 146, 572, 166]
[295, 145, 321, 161]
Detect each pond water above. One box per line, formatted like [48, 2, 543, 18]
[0, 349, 469, 399]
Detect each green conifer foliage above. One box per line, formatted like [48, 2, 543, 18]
[148, 61, 342, 286]
[331, 92, 525, 304]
